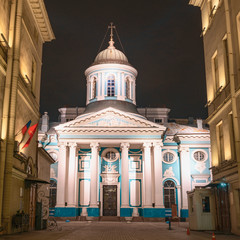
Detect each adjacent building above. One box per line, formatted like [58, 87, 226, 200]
[39, 28, 211, 220]
[0, 0, 54, 234]
[189, 0, 240, 234]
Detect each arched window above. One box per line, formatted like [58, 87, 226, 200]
[125, 77, 130, 99]
[92, 78, 97, 99]
[164, 180, 176, 208]
[49, 179, 57, 208]
[107, 75, 115, 96]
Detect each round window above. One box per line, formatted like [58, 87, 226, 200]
[193, 151, 205, 161]
[163, 152, 175, 163]
[106, 151, 116, 161]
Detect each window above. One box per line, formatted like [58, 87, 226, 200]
[106, 151, 116, 161]
[164, 180, 176, 208]
[154, 118, 163, 124]
[193, 151, 205, 161]
[92, 78, 96, 99]
[223, 36, 230, 85]
[49, 180, 57, 208]
[163, 152, 175, 163]
[107, 75, 115, 96]
[126, 78, 130, 99]
[212, 52, 220, 94]
[216, 121, 225, 163]
[202, 196, 210, 212]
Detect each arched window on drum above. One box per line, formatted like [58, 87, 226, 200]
[125, 77, 130, 99]
[92, 77, 97, 99]
[164, 180, 176, 208]
[107, 74, 115, 96]
[49, 179, 57, 208]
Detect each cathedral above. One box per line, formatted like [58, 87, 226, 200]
[39, 25, 211, 220]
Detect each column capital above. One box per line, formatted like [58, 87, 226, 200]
[152, 141, 163, 148]
[90, 142, 99, 149]
[120, 142, 130, 150]
[176, 185, 181, 189]
[68, 142, 77, 148]
[178, 145, 189, 153]
[58, 142, 67, 148]
[142, 142, 152, 149]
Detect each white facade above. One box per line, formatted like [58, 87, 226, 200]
[39, 29, 211, 219]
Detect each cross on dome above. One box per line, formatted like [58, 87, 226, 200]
[108, 22, 116, 49]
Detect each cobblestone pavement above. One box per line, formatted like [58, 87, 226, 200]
[0, 221, 240, 240]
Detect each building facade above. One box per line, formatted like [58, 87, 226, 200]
[0, 0, 54, 234]
[39, 29, 211, 220]
[189, 0, 240, 234]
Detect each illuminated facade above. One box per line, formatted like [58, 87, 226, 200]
[189, 0, 240, 235]
[39, 28, 211, 220]
[0, 0, 54, 234]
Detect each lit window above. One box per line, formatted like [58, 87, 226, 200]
[163, 152, 175, 163]
[212, 52, 220, 94]
[107, 75, 115, 96]
[202, 196, 210, 212]
[193, 151, 205, 161]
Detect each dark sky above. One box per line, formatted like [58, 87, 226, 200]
[40, 0, 206, 122]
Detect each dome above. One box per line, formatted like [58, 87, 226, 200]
[92, 40, 131, 66]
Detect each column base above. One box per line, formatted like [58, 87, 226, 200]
[81, 207, 88, 216]
[132, 207, 139, 217]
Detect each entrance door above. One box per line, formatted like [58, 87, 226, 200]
[103, 185, 117, 216]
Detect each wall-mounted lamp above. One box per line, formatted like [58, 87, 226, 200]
[0, 33, 10, 48]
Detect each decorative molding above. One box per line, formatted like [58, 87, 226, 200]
[27, 0, 55, 42]
[163, 167, 175, 178]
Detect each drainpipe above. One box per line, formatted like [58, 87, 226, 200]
[223, 0, 240, 180]
[2, 0, 23, 233]
[0, 0, 17, 228]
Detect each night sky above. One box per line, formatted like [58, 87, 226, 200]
[40, 0, 206, 122]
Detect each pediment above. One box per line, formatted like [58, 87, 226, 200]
[55, 107, 165, 130]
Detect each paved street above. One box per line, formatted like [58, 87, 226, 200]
[1, 221, 240, 240]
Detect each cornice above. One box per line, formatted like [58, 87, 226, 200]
[189, 0, 203, 7]
[27, 0, 55, 42]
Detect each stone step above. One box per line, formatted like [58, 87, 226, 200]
[99, 216, 121, 221]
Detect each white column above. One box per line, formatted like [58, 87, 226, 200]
[90, 142, 99, 208]
[153, 141, 164, 208]
[121, 143, 130, 208]
[56, 142, 67, 207]
[143, 142, 152, 207]
[68, 143, 77, 207]
[177, 185, 181, 217]
[179, 146, 191, 209]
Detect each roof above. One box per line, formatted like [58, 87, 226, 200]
[165, 122, 209, 135]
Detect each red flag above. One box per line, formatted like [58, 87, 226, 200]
[22, 123, 38, 150]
